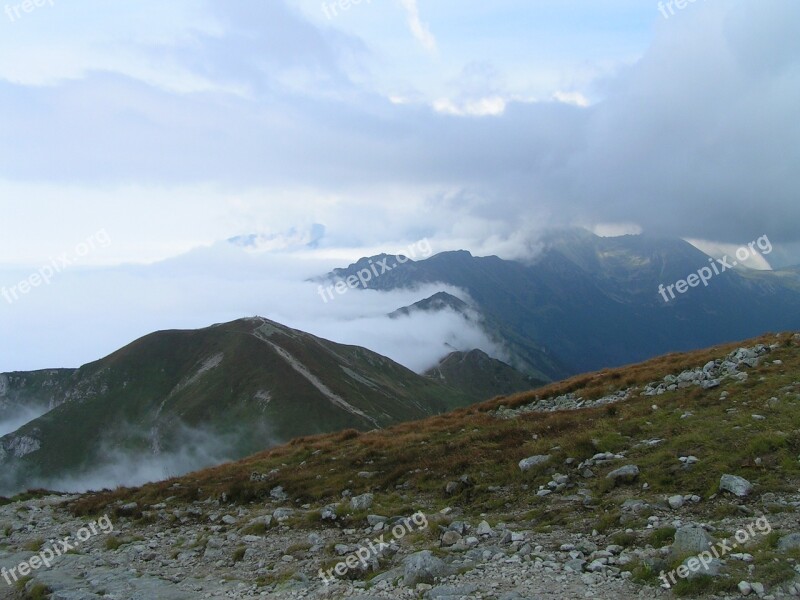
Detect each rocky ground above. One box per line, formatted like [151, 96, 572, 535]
[0, 487, 797, 600]
[0, 338, 799, 600]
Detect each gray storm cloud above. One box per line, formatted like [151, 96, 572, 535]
[0, 1, 797, 254]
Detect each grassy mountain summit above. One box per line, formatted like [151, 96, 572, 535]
[0, 317, 494, 494]
[425, 349, 542, 402]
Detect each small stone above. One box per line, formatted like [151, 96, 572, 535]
[441, 531, 462, 547]
[682, 556, 722, 579]
[668, 495, 684, 510]
[320, 505, 338, 521]
[565, 558, 586, 572]
[270, 485, 288, 501]
[738, 581, 752, 595]
[672, 525, 716, 556]
[367, 514, 387, 526]
[445, 481, 460, 495]
[476, 521, 493, 536]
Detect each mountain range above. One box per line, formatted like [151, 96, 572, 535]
[325, 230, 800, 377]
[2, 229, 800, 495]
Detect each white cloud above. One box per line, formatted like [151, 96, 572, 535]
[398, 0, 437, 51]
[432, 96, 506, 116]
[590, 223, 643, 238]
[552, 91, 590, 107]
[0, 239, 501, 373]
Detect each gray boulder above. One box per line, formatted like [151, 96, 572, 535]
[672, 525, 716, 556]
[681, 555, 722, 579]
[719, 474, 753, 497]
[777, 533, 800, 551]
[518, 455, 551, 471]
[403, 551, 451, 586]
[270, 485, 288, 501]
[350, 493, 374, 511]
[606, 465, 640, 484]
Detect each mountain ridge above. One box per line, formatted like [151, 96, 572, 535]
[323, 230, 800, 376]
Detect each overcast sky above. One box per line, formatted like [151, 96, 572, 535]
[1, 0, 798, 371]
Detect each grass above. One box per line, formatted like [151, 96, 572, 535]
[232, 546, 247, 563]
[62, 332, 800, 594]
[24, 584, 51, 600]
[241, 521, 272, 536]
[649, 527, 676, 547]
[71, 333, 800, 519]
[104, 536, 124, 551]
[23, 538, 45, 552]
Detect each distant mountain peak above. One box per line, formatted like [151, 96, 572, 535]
[425, 348, 542, 401]
[389, 291, 472, 319]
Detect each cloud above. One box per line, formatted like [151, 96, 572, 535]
[552, 91, 590, 107]
[398, 0, 437, 51]
[2, 0, 795, 258]
[0, 236, 502, 373]
[432, 96, 506, 116]
[0, 405, 50, 437]
[0, 3, 798, 290]
[0, 423, 240, 496]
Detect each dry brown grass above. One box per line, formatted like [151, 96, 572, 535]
[69, 331, 797, 518]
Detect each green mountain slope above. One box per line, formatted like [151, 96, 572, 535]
[425, 349, 543, 402]
[0, 317, 491, 493]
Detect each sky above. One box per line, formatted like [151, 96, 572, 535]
[1, 0, 799, 372]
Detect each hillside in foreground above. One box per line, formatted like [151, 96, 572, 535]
[2, 332, 800, 599]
